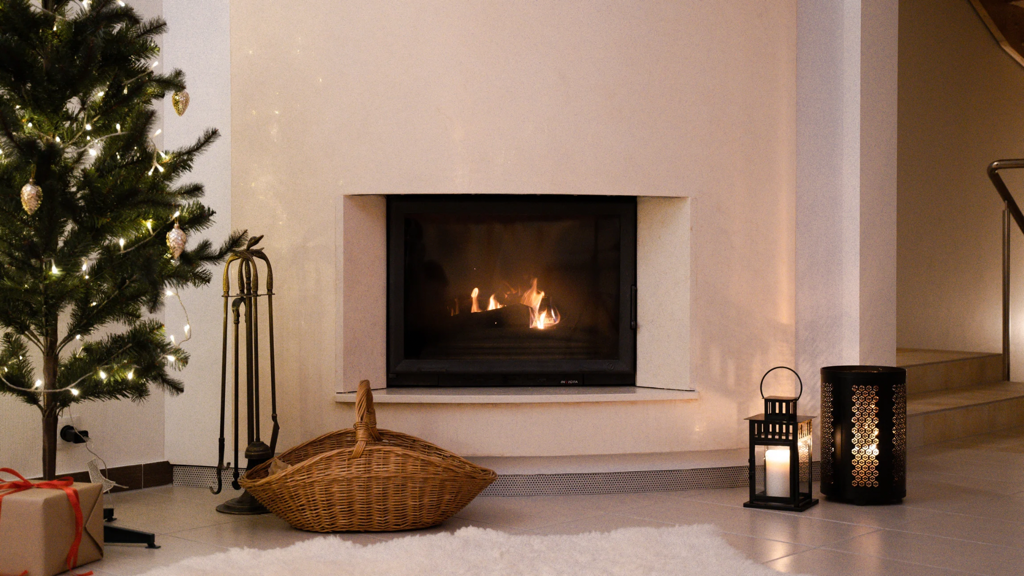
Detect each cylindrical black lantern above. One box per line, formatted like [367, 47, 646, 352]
[820, 366, 907, 505]
[744, 367, 819, 512]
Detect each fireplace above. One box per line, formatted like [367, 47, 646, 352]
[387, 195, 637, 387]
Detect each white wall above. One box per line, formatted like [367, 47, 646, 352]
[230, 1, 800, 454]
[897, 0, 1024, 373]
[796, 0, 899, 424]
[161, 0, 233, 467]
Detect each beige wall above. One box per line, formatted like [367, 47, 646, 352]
[897, 0, 1024, 371]
[230, 1, 799, 453]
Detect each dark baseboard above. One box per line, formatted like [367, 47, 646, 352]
[66, 460, 173, 493]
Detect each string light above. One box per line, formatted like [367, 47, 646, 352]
[166, 355, 176, 363]
[75, 334, 81, 340]
[51, 262, 60, 275]
[127, 370, 134, 381]
[99, 370, 107, 380]
[152, 129, 161, 137]
[34, 380, 42, 389]
[85, 123, 92, 131]
[118, 238, 125, 249]
[169, 334, 176, 344]
[70, 389, 79, 396]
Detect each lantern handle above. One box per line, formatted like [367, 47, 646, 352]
[759, 366, 803, 400]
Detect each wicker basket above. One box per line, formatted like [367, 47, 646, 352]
[240, 380, 497, 532]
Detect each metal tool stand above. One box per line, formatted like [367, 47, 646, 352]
[210, 236, 281, 514]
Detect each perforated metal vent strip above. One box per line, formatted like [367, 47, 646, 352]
[175, 463, 821, 497]
[173, 465, 238, 489]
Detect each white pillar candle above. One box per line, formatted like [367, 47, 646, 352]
[765, 448, 791, 498]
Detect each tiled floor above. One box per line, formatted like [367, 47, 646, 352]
[82, 426, 1024, 576]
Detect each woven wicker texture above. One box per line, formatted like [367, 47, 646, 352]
[240, 380, 497, 532]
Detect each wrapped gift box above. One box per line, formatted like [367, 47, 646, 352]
[0, 481, 104, 576]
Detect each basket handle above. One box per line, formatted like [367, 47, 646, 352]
[351, 380, 382, 459]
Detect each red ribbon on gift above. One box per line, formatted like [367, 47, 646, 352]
[0, 468, 92, 575]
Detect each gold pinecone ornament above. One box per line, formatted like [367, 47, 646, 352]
[172, 90, 189, 116]
[21, 179, 42, 215]
[166, 222, 187, 259]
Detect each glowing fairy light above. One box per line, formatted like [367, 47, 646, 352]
[34, 380, 43, 389]
[99, 370, 107, 380]
[166, 355, 176, 363]
[127, 370, 134, 381]
[119, 238, 125, 249]
[71, 389, 79, 396]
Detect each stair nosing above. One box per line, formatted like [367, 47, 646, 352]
[906, 381, 1024, 417]
[897, 353, 1002, 369]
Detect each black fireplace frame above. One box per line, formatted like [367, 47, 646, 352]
[387, 194, 637, 387]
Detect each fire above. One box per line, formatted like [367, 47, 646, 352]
[520, 277, 560, 329]
[488, 294, 503, 311]
[460, 278, 560, 330]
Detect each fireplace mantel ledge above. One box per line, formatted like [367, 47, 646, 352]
[334, 386, 698, 405]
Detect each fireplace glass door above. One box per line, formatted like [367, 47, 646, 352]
[388, 195, 636, 386]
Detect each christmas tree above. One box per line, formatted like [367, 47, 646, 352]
[0, 0, 244, 479]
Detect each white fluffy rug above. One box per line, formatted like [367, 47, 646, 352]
[139, 525, 804, 576]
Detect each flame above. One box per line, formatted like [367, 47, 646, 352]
[471, 287, 481, 313]
[521, 278, 560, 329]
[488, 294, 503, 311]
[457, 278, 559, 329]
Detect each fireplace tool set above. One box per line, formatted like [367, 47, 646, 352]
[211, 235, 281, 514]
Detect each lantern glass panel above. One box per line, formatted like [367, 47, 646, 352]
[799, 419, 813, 488]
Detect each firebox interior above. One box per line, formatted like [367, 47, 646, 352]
[387, 195, 637, 387]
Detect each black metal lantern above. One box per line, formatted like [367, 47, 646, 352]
[744, 366, 819, 512]
[820, 366, 907, 505]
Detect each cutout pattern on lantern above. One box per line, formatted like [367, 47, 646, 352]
[893, 382, 907, 485]
[851, 384, 880, 488]
[820, 381, 834, 488]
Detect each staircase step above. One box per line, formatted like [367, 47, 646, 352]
[896, 348, 1003, 394]
[906, 381, 1024, 447]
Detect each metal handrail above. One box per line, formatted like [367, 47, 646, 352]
[986, 159, 1024, 380]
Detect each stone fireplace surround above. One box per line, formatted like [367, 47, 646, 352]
[333, 193, 703, 459]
